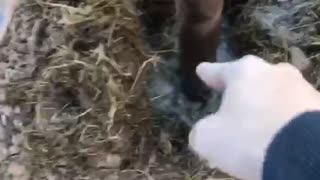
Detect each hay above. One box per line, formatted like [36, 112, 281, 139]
[233, 0, 320, 62]
[3, 0, 158, 179]
[3, 0, 217, 179]
[3, 0, 320, 179]
[224, 0, 320, 86]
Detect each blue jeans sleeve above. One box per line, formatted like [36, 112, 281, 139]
[263, 111, 320, 180]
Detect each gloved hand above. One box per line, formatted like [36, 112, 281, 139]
[0, 0, 17, 41]
[188, 55, 320, 180]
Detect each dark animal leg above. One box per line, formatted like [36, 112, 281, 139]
[178, 0, 224, 102]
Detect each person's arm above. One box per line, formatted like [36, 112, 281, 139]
[263, 111, 320, 180]
[189, 55, 320, 180]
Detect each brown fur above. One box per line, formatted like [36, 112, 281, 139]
[177, 0, 224, 102]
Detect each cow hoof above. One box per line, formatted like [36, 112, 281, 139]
[180, 73, 212, 104]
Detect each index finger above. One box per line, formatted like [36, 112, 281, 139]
[196, 55, 269, 91]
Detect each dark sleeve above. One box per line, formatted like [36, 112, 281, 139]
[263, 111, 320, 180]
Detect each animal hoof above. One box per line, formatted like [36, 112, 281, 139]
[180, 73, 212, 103]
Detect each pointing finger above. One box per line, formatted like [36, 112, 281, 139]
[196, 55, 270, 91]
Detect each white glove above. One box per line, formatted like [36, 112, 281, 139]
[189, 55, 320, 180]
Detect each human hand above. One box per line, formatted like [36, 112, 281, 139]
[188, 55, 320, 180]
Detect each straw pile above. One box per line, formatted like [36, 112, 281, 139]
[2, 0, 159, 179]
[2, 0, 320, 180]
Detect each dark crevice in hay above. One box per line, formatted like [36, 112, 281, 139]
[136, 0, 176, 51]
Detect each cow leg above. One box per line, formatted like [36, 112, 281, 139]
[178, 0, 224, 102]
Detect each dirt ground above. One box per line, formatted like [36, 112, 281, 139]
[1, 0, 320, 180]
